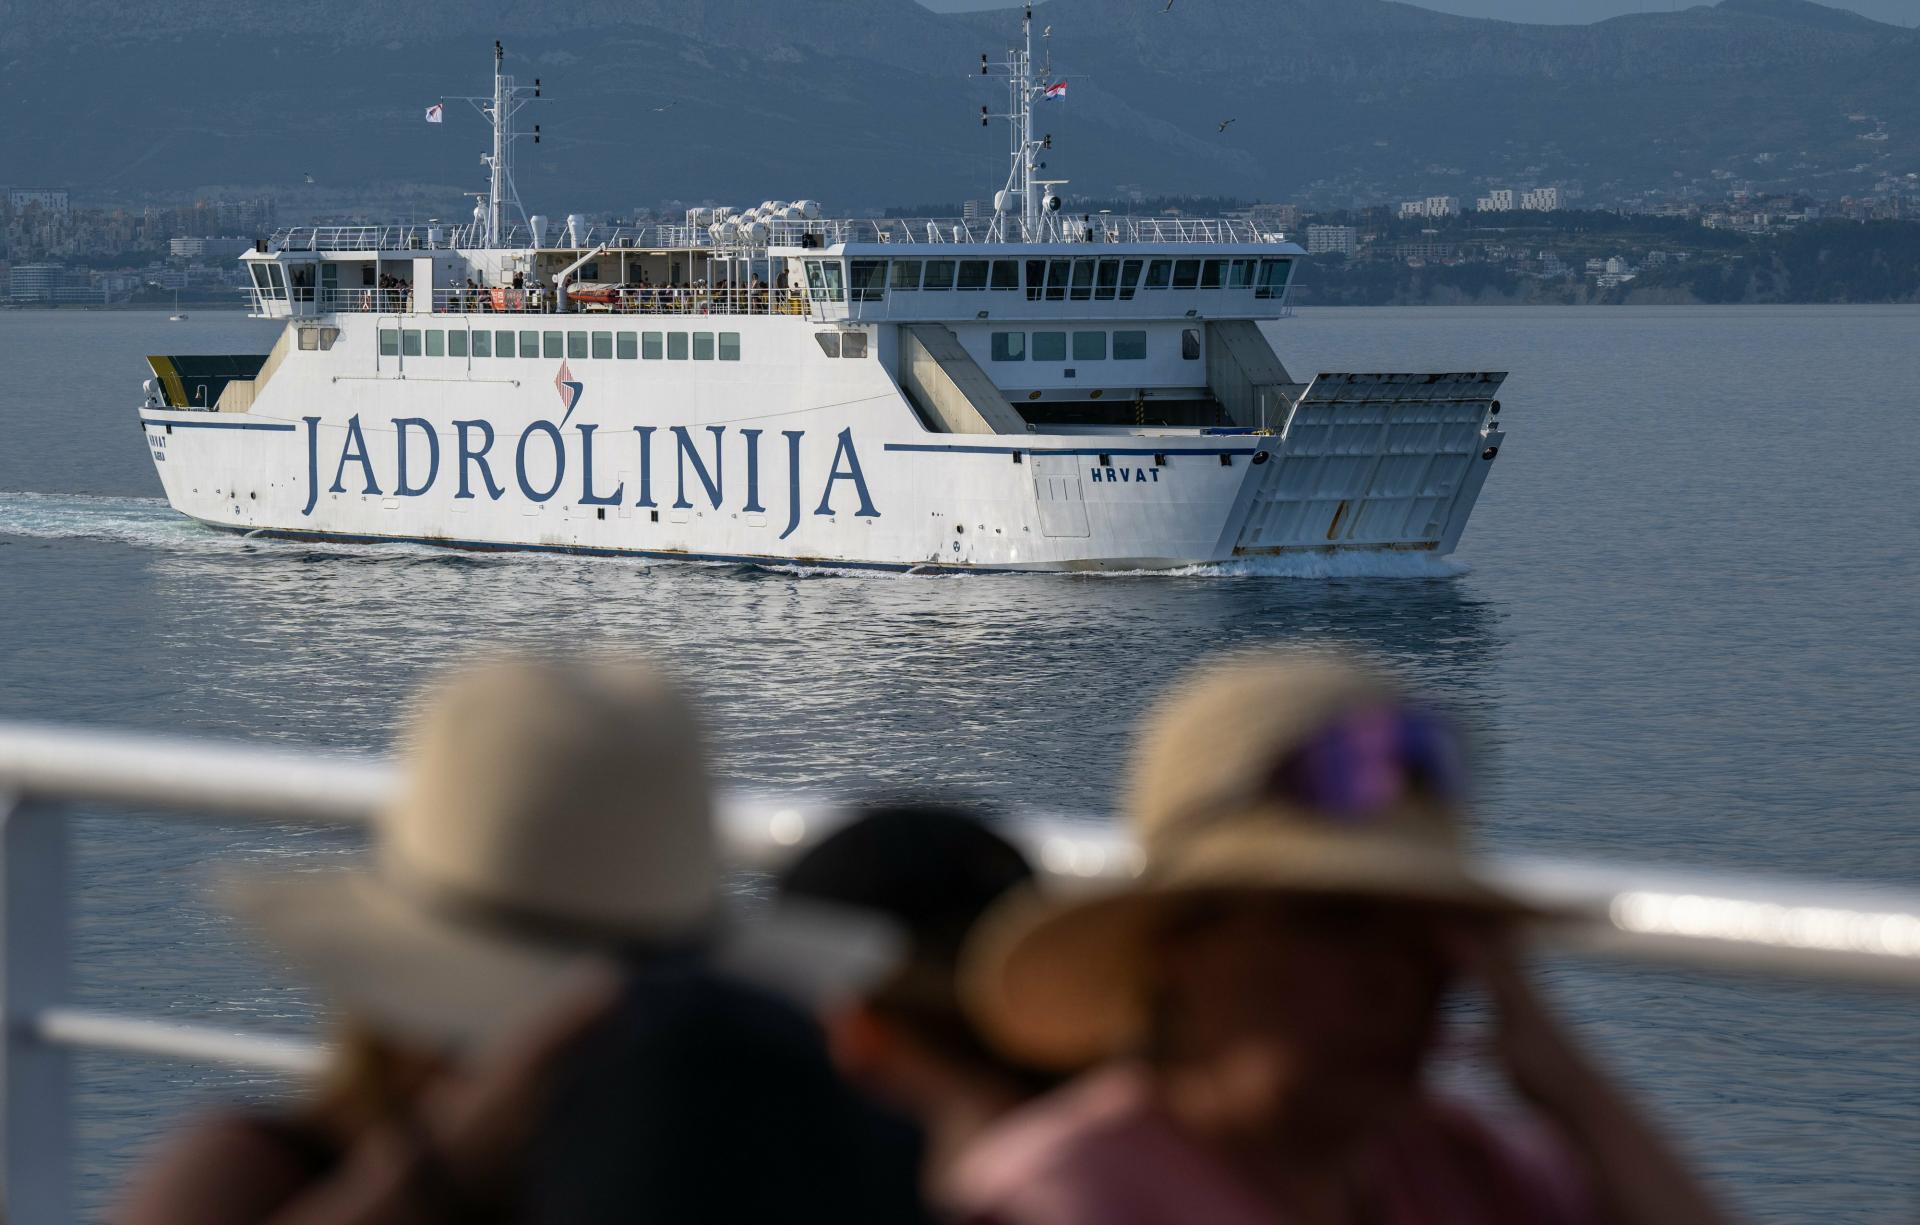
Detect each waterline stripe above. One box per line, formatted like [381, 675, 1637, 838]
[883, 443, 1259, 457]
[140, 418, 298, 432]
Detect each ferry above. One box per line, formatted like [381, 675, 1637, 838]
[136, 19, 1507, 572]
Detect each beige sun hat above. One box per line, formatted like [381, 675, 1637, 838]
[227, 655, 895, 1050]
[965, 649, 1533, 1071]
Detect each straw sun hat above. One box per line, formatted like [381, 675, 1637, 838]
[965, 651, 1534, 1071]
[227, 655, 895, 1050]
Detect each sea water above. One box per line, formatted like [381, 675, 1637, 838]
[2, 306, 1916, 1221]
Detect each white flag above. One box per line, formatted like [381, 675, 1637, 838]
[424, 103, 444, 124]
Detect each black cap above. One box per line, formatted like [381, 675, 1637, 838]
[778, 804, 1033, 968]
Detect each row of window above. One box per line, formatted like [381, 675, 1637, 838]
[377, 328, 743, 362]
[989, 328, 1196, 363]
[805, 256, 1291, 303]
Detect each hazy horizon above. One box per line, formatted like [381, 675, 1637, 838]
[919, 0, 1920, 27]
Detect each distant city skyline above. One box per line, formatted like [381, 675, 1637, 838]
[918, 0, 1919, 27]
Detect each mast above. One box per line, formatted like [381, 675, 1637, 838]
[984, 7, 1052, 242]
[455, 42, 545, 248]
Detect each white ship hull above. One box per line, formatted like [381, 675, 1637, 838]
[140, 315, 1503, 572]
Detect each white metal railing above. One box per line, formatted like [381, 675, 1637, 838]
[2, 721, 1917, 1220]
[420, 287, 811, 317]
[268, 216, 1278, 258]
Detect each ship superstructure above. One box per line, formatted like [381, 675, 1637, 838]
[137, 21, 1505, 571]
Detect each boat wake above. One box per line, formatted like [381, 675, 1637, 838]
[0, 492, 1468, 580]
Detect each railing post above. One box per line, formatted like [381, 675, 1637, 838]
[0, 791, 72, 1223]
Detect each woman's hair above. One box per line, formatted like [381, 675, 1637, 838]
[305, 1020, 451, 1136]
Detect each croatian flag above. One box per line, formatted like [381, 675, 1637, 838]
[1044, 81, 1067, 100]
[424, 103, 444, 124]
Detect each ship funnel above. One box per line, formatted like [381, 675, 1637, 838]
[529, 213, 549, 247]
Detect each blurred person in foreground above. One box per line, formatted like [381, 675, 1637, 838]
[116, 656, 917, 1225]
[955, 651, 1732, 1225]
[776, 804, 1064, 1193]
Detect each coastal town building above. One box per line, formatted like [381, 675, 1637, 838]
[1305, 224, 1358, 255]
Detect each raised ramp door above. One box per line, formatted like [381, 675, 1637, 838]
[1236, 372, 1503, 551]
[1032, 455, 1091, 538]
[900, 325, 1028, 435]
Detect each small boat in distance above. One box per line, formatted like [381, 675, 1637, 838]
[168, 290, 187, 322]
[134, 18, 1507, 571]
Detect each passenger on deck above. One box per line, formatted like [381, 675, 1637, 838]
[776, 805, 1063, 1197]
[954, 651, 1734, 1225]
[114, 657, 921, 1225]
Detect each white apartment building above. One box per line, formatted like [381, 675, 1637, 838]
[1521, 187, 1561, 211]
[1476, 189, 1516, 212]
[1424, 195, 1460, 218]
[1305, 224, 1358, 255]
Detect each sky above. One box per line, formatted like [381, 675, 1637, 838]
[920, 0, 1920, 26]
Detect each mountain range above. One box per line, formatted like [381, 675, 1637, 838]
[2, 0, 1913, 214]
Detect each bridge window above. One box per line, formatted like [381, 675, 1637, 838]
[815, 332, 842, 358]
[543, 331, 563, 359]
[1200, 259, 1224, 289]
[592, 331, 613, 359]
[667, 332, 690, 360]
[617, 331, 638, 359]
[1119, 259, 1143, 300]
[473, 330, 492, 358]
[1072, 331, 1106, 361]
[496, 330, 516, 358]
[922, 260, 955, 291]
[1114, 330, 1147, 360]
[1025, 259, 1046, 301]
[567, 331, 588, 359]
[805, 261, 827, 298]
[849, 259, 887, 302]
[991, 331, 1025, 362]
[401, 329, 422, 357]
[719, 332, 741, 361]
[821, 262, 845, 302]
[379, 328, 399, 357]
[643, 331, 664, 360]
[1182, 328, 1201, 360]
[1045, 259, 1070, 301]
[1094, 259, 1120, 300]
[1032, 331, 1066, 362]
[1172, 259, 1201, 289]
[991, 260, 1020, 290]
[426, 330, 445, 357]
[1070, 259, 1095, 301]
[890, 260, 922, 291]
[1144, 259, 1171, 290]
[519, 331, 539, 358]
[693, 331, 715, 360]
[842, 332, 868, 359]
[1255, 257, 1293, 299]
[448, 330, 468, 358]
[957, 260, 989, 291]
[1229, 258, 1254, 288]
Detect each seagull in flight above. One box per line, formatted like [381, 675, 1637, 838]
[1218, 118, 1236, 133]
[303, 172, 315, 184]
[1163, 0, 1176, 11]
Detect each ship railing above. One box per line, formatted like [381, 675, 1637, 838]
[423, 286, 809, 317]
[761, 215, 1270, 249]
[3, 721, 1918, 1220]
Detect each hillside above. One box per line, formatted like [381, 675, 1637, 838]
[0, 0, 1912, 213]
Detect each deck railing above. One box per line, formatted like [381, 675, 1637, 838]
[1, 720, 1916, 1220]
[268, 216, 1278, 257]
